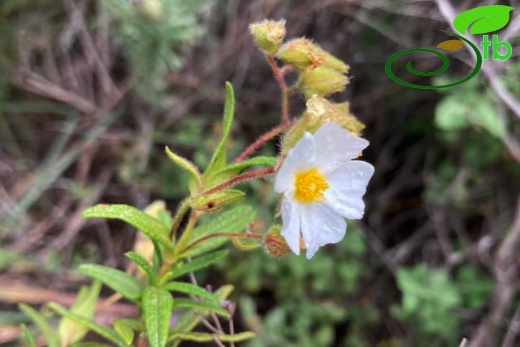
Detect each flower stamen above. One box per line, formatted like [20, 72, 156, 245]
[293, 167, 329, 203]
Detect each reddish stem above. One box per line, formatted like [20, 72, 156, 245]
[266, 55, 287, 89]
[180, 232, 263, 255]
[195, 167, 276, 197]
[234, 123, 288, 163]
[266, 55, 290, 126]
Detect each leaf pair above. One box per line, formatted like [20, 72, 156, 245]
[165, 82, 276, 211]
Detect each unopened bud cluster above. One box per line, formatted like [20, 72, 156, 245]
[249, 19, 366, 157]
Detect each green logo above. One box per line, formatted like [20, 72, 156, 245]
[385, 5, 514, 89]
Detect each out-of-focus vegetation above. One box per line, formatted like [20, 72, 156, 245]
[1, 0, 519, 346]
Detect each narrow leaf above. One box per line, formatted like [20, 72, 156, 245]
[205, 82, 235, 175]
[181, 205, 256, 258]
[453, 5, 514, 35]
[143, 287, 173, 347]
[58, 281, 101, 345]
[19, 304, 59, 347]
[113, 319, 136, 345]
[213, 156, 277, 177]
[163, 282, 219, 304]
[82, 204, 171, 248]
[79, 264, 142, 301]
[165, 147, 202, 192]
[169, 249, 229, 279]
[173, 298, 229, 318]
[125, 252, 156, 282]
[170, 331, 255, 343]
[170, 285, 235, 347]
[20, 324, 37, 347]
[48, 303, 128, 347]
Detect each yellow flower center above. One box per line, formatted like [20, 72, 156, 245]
[293, 167, 329, 204]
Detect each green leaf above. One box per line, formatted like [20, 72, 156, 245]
[169, 285, 234, 347]
[79, 264, 143, 301]
[204, 82, 235, 176]
[163, 282, 219, 304]
[20, 324, 37, 347]
[165, 147, 202, 193]
[190, 189, 245, 213]
[19, 304, 59, 347]
[73, 343, 113, 347]
[82, 204, 171, 248]
[58, 281, 102, 345]
[173, 298, 229, 318]
[169, 249, 229, 278]
[143, 287, 174, 347]
[170, 331, 255, 343]
[453, 5, 514, 35]
[181, 205, 256, 258]
[113, 319, 136, 345]
[48, 303, 129, 347]
[213, 156, 277, 178]
[207, 156, 277, 185]
[125, 252, 156, 283]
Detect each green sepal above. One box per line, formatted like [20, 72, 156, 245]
[82, 204, 172, 249]
[203, 82, 235, 181]
[165, 147, 202, 194]
[190, 189, 245, 213]
[143, 287, 174, 347]
[79, 264, 143, 302]
[19, 304, 59, 347]
[48, 303, 129, 347]
[58, 281, 102, 345]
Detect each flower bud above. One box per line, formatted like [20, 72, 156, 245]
[132, 0, 164, 22]
[281, 96, 365, 154]
[190, 189, 245, 213]
[264, 225, 291, 258]
[277, 38, 349, 73]
[299, 66, 348, 99]
[249, 19, 286, 55]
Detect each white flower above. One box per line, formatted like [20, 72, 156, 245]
[274, 122, 374, 259]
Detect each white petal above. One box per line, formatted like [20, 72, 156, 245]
[313, 122, 369, 172]
[324, 160, 374, 219]
[280, 197, 301, 255]
[300, 203, 346, 259]
[274, 132, 315, 193]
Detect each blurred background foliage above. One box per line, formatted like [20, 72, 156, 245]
[1, 0, 520, 346]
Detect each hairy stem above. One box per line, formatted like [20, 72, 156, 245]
[169, 198, 191, 240]
[174, 210, 200, 256]
[180, 232, 263, 255]
[234, 123, 288, 163]
[195, 167, 276, 197]
[266, 55, 291, 125]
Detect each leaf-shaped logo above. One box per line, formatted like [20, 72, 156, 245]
[437, 39, 464, 51]
[453, 5, 514, 35]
